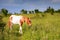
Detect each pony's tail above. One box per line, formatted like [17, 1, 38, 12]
[8, 16, 13, 30]
[8, 21, 11, 28]
[7, 17, 12, 30]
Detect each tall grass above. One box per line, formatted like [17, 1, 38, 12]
[0, 13, 60, 40]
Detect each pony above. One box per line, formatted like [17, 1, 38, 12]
[8, 15, 32, 34]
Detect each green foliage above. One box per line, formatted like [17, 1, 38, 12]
[21, 9, 27, 14]
[29, 11, 32, 14]
[34, 9, 40, 13]
[50, 8, 54, 15]
[0, 15, 6, 30]
[44, 6, 54, 15]
[28, 11, 34, 14]
[0, 15, 6, 40]
[1, 8, 8, 16]
[55, 9, 60, 13]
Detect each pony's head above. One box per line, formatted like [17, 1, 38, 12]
[24, 17, 32, 27]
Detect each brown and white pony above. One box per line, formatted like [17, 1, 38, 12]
[8, 15, 32, 34]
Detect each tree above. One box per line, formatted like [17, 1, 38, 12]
[51, 8, 54, 15]
[58, 9, 60, 13]
[31, 11, 34, 14]
[21, 9, 25, 14]
[1, 8, 8, 16]
[34, 9, 39, 13]
[0, 14, 6, 40]
[29, 11, 32, 14]
[34, 9, 40, 18]
[24, 10, 27, 14]
[0, 14, 6, 31]
[55, 9, 60, 13]
[28, 11, 34, 14]
[44, 6, 51, 13]
[21, 9, 27, 14]
[44, 6, 54, 15]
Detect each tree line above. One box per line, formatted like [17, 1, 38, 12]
[0, 6, 60, 16]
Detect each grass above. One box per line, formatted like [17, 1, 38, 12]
[0, 13, 60, 40]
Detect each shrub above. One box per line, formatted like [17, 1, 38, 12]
[0, 15, 6, 31]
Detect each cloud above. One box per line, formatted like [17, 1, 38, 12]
[1, 3, 20, 7]
[0, 0, 23, 7]
[52, 0, 60, 3]
[8, 0, 14, 3]
[0, 0, 14, 4]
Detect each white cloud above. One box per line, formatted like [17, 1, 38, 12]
[52, 0, 60, 3]
[2, 3, 20, 7]
[0, 0, 15, 4]
[1, 0, 20, 7]
[8, 0, 14, 3]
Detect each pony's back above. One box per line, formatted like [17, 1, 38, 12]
[9, 15, 23, 24]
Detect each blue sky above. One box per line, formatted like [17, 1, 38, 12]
[0, 0, 60, 13]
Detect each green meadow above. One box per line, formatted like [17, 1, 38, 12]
[0, 13, 60, 40]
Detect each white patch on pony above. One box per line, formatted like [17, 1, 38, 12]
[10, 15, 23, 24]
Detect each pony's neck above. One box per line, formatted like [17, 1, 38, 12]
[23, 16, 28, 23]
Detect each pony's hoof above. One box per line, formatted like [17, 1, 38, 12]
[19, 31, 23, 35]
[20, 32, 23, 35]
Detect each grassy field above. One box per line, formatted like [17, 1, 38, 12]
[0, 13, 60, 40]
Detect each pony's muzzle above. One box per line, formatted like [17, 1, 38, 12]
[28, 24, 32, 28]
[29, 24, 32, 27]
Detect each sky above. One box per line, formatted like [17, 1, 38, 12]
[0, 0, 60, 13]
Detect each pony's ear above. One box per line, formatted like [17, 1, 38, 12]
[28, 18, 31, 22]
[28, 17, 30, 20]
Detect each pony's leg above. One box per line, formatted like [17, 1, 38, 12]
[10, 23, 13, 30]
[19, 20, 23, 34]
[8, 21, 13, 30]
[19, 26, 23, 34]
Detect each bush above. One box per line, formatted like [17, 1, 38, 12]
[0, 15, 6, 31]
